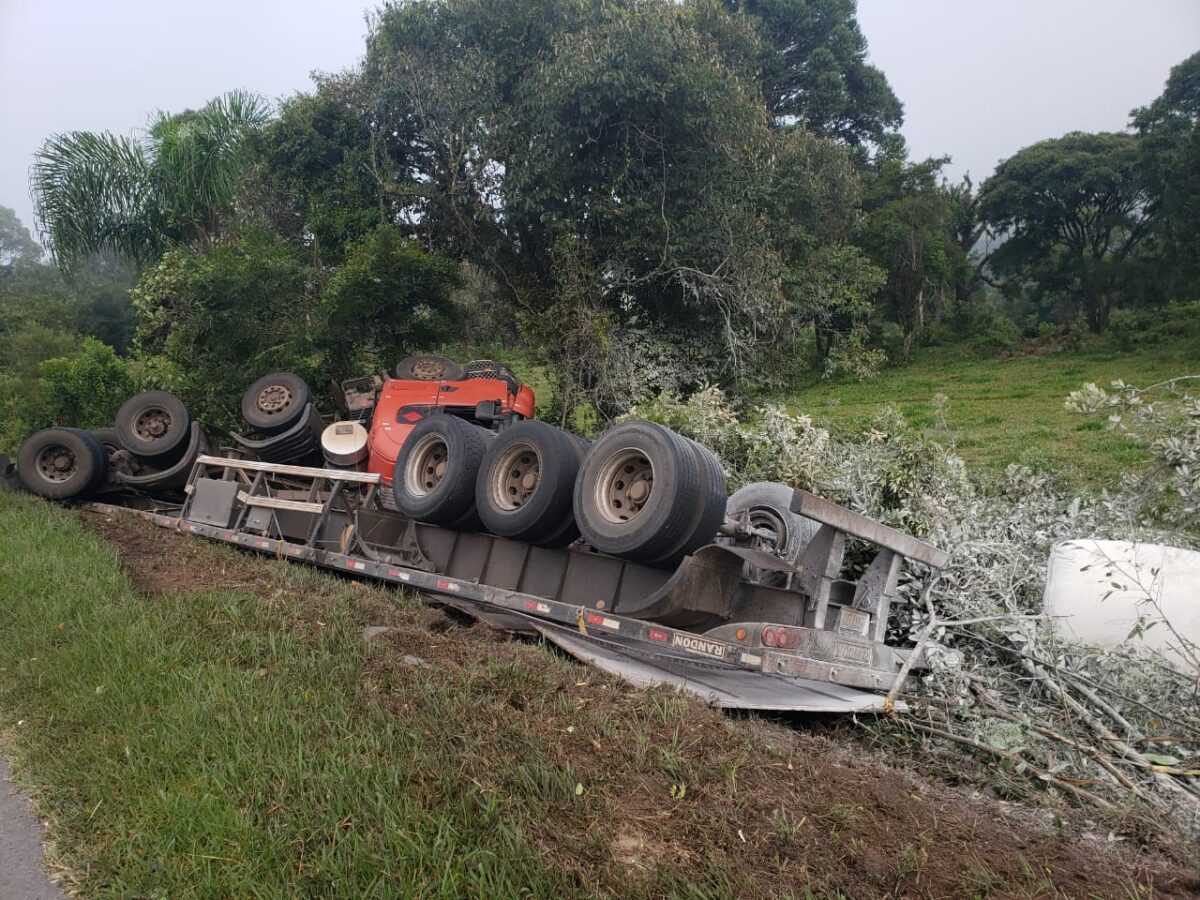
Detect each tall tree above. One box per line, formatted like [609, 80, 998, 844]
[727, 0, 903, 146]
[944, 175, 994, 306]
[0, 205, 42, 270]
[978, 132, 1151, 331]
[31, 91, 270, 269]
[1133, 51, 1200, 298]
[860, 139, 959, 359]
[362, 0, 788, 385]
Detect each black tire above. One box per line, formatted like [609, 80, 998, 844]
[90, 425, 128, 485]
[395, 355, 465, 382]
[392, 415, 494, 527]
[115, 390, 192, 465]
[528, 434, 590, 548]
[726, 481, 820, 586]
[572, 420, 702, 564]
[476, 420, 582, 544]
[240, 372, 312, 435]
[17, 427, 107, 500]
[89, 426, 122, 459]
[645, 437, 728, 566]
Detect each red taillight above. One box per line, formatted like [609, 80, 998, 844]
[761, 625, 799, 649]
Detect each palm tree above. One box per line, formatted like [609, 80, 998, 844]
[31, 90, 270, 269]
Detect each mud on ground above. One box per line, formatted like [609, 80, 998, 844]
[81, 509, 1200, 899]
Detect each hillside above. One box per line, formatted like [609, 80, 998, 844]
[783, 336, 1200, 488]
[0, 493, 1194, 897]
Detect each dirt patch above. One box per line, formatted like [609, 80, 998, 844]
[82, 509, 1199, 898]
[85, 511, 275, 597]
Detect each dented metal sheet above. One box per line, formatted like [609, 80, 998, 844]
[535, 623, 903, 713]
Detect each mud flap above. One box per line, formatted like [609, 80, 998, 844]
[535, 621, 903, 713]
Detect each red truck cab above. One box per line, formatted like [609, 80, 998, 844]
[354, 359, 535, 483]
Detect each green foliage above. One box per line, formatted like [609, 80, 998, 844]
[979, 132, 1150, 331]
[0, 204, 42, 269]
[129, 225, 461, 424]
[0, 338, 134, 454]
[276, 0, 893, 419]
[1108, 301, 1200, 351]
[36, 338, 135, 430]
[729, 0, 903, 146]
[132, 231, 314, 424]
[319, 224, 458, 375]
[31, 91, 269, 268]
[967, 311, 1021, 358]
[0, 209, 139, 451]
[252, 84, 388, 262]
[1133, 51, 1200, 301]
[859, 142, 962, 361]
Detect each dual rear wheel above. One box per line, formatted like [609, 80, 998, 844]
[391, 416, 726, 566]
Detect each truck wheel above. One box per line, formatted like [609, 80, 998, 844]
[645, 437, 727, 567]
[476, 420, 582, 544]
[241, 372, 311, 435]
[115, 390, 192, 465]
[392, 415, 494, 527]
[572, 420, 705, 564]
[395, 355, 465, 382]
[17, 427, 107, 500]
[89, 426, 122, 459]
[89, 426, 132, 484]
[726, 481, 820, 586]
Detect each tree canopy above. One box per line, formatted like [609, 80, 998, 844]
[32, 91, 270, 269]
[728, 0, 903, 146]
[1133, 51, 1200, 298]
[979, 131, 1150, 330]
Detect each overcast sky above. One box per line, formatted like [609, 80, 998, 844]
[1, 0, 1197, 242]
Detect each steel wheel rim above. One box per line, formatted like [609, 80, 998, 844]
[134, 406, 172, 441]
[411, 358, 446, 380]
[489, 441, 540, 511]
[257, 384, 294, 415]
[35, 443, 77, 483]
[745, 506, 790, 585]
[593, 447, 654, 524]
[405, 433, 449, 497]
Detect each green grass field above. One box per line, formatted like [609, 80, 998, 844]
[782, 337, 1200, 488]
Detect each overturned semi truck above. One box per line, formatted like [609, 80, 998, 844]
[5, 356, 951, 713]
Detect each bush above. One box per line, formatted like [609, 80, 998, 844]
[1108, 301, 1200, 351]
[968, 312, 1021, 357]
[37, 338, 135, 428]
[132, 233, 316, 425]
[0, 338, 134, 454]
[319, 225, 458, 376]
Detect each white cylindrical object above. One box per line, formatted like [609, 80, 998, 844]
[321, 421, 369, 468]
[1044, 539, 1200, 670]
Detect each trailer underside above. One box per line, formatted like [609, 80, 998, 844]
[71, 450, 956, 714]
[87, 499, 907, 713]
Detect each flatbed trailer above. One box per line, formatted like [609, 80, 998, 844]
[84, 453, 951, 714]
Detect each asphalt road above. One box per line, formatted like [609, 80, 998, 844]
[0, 756, 63, 900]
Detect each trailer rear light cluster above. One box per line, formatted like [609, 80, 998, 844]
[760, 625, 801, 649]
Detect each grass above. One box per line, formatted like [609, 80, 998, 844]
[0, 494, 1188, 897]
[782, 336, 1200, 488]
[0, 495, 574, 896]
